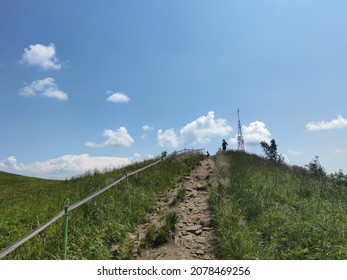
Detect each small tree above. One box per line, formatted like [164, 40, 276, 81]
[330, 169, 347, 187]
[305, 156, 326, 178]
[260, 139, 283, 162]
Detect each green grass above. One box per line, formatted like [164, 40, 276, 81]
[210, 151, 347, 259]
[141, 211, 179, 249]
[0, 152, 204, 259]
[4, 150, 345, 260]
[0, 171, 59, 200]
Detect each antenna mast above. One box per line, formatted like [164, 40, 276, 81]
[237, 108, 245, 151]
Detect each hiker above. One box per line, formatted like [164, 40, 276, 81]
[222, 139, 228, 151]
[206, 151, 210, 157]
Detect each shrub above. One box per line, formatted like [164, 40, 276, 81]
[260, 139, 284, 163]
[305, 156, 326, 178]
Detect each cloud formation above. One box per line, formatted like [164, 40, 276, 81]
[142, 125, 154, 131]
[19, 77, 68, 101]
[107, 92, 130, 103]
[157, 129, 179, 148]
[180, 111, 233, 145]
[85, 127, 134, 148]
[157, 112, 232, 148]
[230, 121, 271, 146]
[21, 43, 61, 70]
[0, 154, 132, 179]
[305, 115, 347, 131]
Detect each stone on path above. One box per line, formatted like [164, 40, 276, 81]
[186, 225, 202, 233]
[134, 157, 215, 260]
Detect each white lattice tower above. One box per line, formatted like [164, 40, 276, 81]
[237, 108, 245, 151]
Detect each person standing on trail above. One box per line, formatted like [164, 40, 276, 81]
[222, 139, 228, 151]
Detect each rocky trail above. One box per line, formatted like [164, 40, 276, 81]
[128, 156, 216, 260]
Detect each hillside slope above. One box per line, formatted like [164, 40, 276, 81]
[210, 151, 347, 259]
[3, 150, 347, 260]
[0, 171, 58, 199]
[0, 152, 204, 259]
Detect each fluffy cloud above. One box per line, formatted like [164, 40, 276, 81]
[19, 77, 68, 101]
[157, 112, 232, 148]
[230, 121, 271, 146]
[0, 156, 19, 171]
[0, 154, 132, 179]
[85, 127, 134, 148]
[157, 129, 179, 148]
[107, 92, 130, 103]
[180, 111, 233, 145]
[21, 43, 61, 70]
[305, 115, 347, 131]
[142, 125, 154, 131]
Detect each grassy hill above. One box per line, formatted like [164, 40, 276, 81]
[0, 171, 58, 200]
[0, 152, 204, 259]
[210, 151, 347, 259]
[2, 150, 347, 260]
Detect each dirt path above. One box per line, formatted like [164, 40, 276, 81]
[130, 156, 215, 260]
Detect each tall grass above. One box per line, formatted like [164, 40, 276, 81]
[210, 151, 347, 259]
[0, 152, 204, 259]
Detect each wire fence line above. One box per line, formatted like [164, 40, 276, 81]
[0, 148, 204, 259]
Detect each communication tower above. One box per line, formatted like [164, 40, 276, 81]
[237, 108, 245, 151]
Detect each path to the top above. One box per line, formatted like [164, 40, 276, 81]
[132, 156, 215, 260]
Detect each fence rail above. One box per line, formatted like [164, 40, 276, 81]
[0, 148, 204, 259]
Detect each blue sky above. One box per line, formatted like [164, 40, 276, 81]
[1, 0, 347, 179]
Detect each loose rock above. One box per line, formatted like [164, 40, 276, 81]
[186, 225, 202, 232]
[133, 157, 215, 260]
[196, 249, 205, 255]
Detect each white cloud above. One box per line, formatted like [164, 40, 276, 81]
[107, 92, 130, 103]
[141, 125, 154, 140]
[288, 149, 303, 156]
[131, 153, 142, 162]
[19, 77, 68, 101]
[0, 156, 20, 171]
[157, 128, 179, 148]
[334, 149, 347, 154]
[142, 125, 154, 131]
[21, 43, 61, 70]
[157, 112, 232, 148]
[0, 154, 131, 179]
[85, 127, 134, 148]
[148, 154, 155, 159]
[231, 121, 271, 145]
[306, 115, 347, 131]
[180, 111, 233, 145]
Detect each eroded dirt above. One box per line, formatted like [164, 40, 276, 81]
[128, 156, 216, 260]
